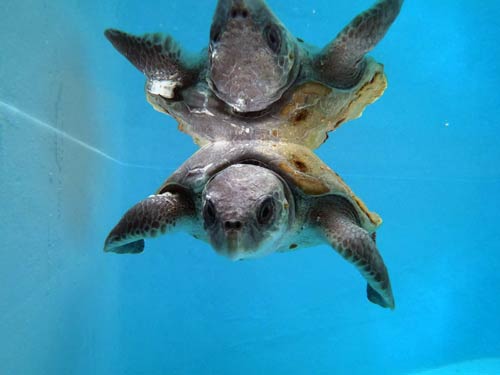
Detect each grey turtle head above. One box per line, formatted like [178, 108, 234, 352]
[208, 0, 298, 113]
[202, 164, 291, 260]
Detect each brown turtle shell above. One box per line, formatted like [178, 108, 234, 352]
[156, 140, 382, 232]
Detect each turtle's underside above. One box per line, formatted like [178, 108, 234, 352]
[105, 0, 403, 148]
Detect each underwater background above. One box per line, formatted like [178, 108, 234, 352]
[1, 0, 500, 374]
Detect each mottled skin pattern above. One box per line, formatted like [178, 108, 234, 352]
[104, 189, 196, 254]
[104, 0, 403, 149]
[315, 0, 404, 88]
[104, 30, 203, 97]
[104, 141, 395, 309]
[311, 197, 393, 308]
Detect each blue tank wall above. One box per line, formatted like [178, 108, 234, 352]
[1, 1, 499, 374]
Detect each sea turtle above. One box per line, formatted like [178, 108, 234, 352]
[105, 0, 403, 149]
[104, 141, 395, 309]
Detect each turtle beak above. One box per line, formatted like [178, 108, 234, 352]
[222, 220, 245, 258]
[225, 231, 240, 252]
[224, 220, 242, 249]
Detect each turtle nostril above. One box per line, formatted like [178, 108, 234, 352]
[230, 7, 249, 18]
[225, 220, 242, 230]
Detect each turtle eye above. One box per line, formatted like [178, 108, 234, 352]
[203, 200, 217, 227]
[257, 197, 275, 226]
[264, 24, 281, 53]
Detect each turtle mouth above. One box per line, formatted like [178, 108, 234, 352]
[225, 230, 241, 253]
[209, 225, 261, 260]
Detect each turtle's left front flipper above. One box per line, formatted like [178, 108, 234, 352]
[104, 29, 202, 98]
[315, 0, 403, 89]
[312, 197, 395, 309]
[104, 191, 195, 254]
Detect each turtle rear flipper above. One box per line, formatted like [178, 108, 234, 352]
[104, 191, 195, 254]
[315, 0, 403, 89]
[104, 29, 201, 98]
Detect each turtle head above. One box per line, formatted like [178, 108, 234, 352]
[202, 164, 291, 260]
[208, 0, 298, 113]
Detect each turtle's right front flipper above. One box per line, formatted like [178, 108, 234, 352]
[104, 191, 195, 254]
[104, 29, 201, 98]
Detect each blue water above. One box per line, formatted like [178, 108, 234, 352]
[1, 0, 500, 374]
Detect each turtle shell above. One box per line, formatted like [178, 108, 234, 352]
[146, 57, 386, 150]
[157, 140, 382, 232]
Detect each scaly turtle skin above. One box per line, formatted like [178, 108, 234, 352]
[105, 0, 403, 149]
[104, 141, 394, 309]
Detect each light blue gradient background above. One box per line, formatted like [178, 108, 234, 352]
[1, 1, 499, 374]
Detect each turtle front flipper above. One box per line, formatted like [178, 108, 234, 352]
[311, 197, 395, 309]
[104, 191, 195, 254]
[104, 29, 201, 98]
[314, 0, 403, 89]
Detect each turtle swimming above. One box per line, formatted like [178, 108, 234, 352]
[105, 0, 403, 148]
[104, 0, 398, 308]
[104, 141, 395, 309]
